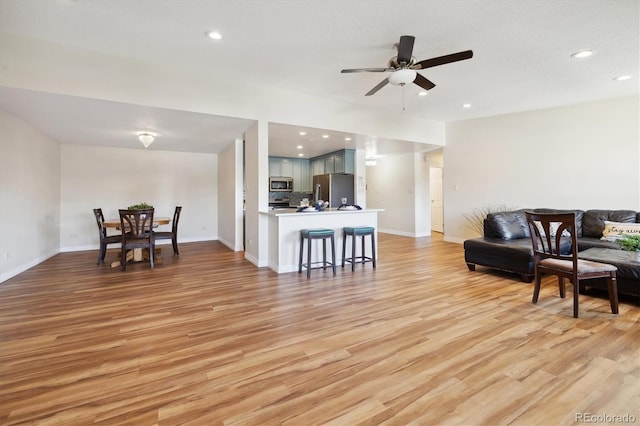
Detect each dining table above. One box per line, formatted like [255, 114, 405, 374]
[103, 216, 171, 268]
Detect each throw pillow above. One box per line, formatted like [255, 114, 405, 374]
[600, 221, 640, 241]
[534, 221, 571, 238]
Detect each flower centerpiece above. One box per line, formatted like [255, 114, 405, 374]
[128, 202, 154, 210]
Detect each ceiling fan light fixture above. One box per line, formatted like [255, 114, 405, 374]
[388, 69, 417, 86]
[138, 132, 155, 148]
[571, 49, 593, 59]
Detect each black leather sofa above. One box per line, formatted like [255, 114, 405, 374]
[463, 209, 640, 297]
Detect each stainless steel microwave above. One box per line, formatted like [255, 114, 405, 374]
[269, 177, 293, 192]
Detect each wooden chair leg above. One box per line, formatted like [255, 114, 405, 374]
[558, 277, 565, 298]
[532, 273, 542, 304]
[608, 275, 619, 315]
[572, 279, 579, 318]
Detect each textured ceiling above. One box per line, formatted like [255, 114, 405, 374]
[0, 0, 637, 155]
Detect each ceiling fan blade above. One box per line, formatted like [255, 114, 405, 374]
[413, 50, 473, 70]
[413, 73, 436, 91]
[365, 78, 389, 96]
[341, 68, 392, 73]
[396, 35, 415, 65]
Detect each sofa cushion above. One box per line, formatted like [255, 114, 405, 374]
[576, 237, 621, 251]
[582, 210, 638, 238]
[486, 210, 530, 240]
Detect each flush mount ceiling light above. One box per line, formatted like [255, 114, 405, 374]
[205, 31, 222, 40]
[138, 133, 155, 148]
[388, 68, 417, 86]
[571, 49, 593, 59]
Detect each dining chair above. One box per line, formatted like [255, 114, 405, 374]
[118, 208, 155, 271]
[93, 208, 122, 265]
[525, 212, 618, 318]
[154, 206, 182, 255]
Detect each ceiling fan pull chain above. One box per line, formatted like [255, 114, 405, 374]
[402, 84, 406, 112]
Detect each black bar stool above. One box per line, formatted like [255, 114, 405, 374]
[298, 229, 337, 278]
[342, 226, 376, 271]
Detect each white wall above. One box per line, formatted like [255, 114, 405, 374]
[0, 109, 60, 282]
[218, 139, 244, 251]
[444, 96, 640, 243]
[60, 144, 218, 251]
[367, 152, 429, 237]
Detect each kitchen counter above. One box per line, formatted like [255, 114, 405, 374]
[260, 208, 383, 273]
[266, 207, 381, 215]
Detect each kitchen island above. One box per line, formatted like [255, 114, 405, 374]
[261, 208, 383, 274]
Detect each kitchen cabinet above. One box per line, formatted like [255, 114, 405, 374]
[310, 149, 355, 176]
[269, 156, 311, 191]
[312, 158, 325, 176]
[269, 157, 294, 177]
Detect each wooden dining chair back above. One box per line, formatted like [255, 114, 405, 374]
[525, 212, 618, 318]
[93, 208, 122, 265]
[118, 208, 155, 271]
[154, 206, 182, 255]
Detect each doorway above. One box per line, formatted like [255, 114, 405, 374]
[429, 166, 444, 233]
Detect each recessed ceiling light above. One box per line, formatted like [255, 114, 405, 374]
[571, 49, 593, 59]
[297, 145, 303, 149]
[322, 135, 329, 139]
[205, 31, 222, 40]
[417, 91, 428, 96]
[299, 131, 307, 136]
[344, 137, 352, 141]
[461, 103, 472, 109]
[298, 153, 304, 157]
[613, 75, 631, 81]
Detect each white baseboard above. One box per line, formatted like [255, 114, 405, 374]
[0, 248, 59, 284]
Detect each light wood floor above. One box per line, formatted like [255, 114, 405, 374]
[1, 233, 638, 425]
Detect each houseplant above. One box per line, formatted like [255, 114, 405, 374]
[617, 234, 640, 252]
[463, 204, 517, 236]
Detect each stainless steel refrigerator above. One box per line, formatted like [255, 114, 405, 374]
[312, 173, 355, 208]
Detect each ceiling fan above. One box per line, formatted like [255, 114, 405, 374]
[341, 35, 473, 96]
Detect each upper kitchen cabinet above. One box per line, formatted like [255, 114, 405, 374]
[269, 156, 311, 191]
[310, 149, 355, 175]
[269, 157, 294, 177]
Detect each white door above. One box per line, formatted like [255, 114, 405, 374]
[430, 167, 444, 233]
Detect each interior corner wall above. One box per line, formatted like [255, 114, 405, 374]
[443, 96, 640, 243]
[367, 152, 420, 237]
[0, 109, 60, 283]
[414, 152, 431, 237]
[243, 121, 269, 267]
[60, 145, 218, 252]
[218, 139, 244, 251]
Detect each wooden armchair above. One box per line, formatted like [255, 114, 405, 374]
[118, 208, 155, 271]
[93, 208, 121, 265]
[525, 212, 618, 318]
[154, 206, 182, 255]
